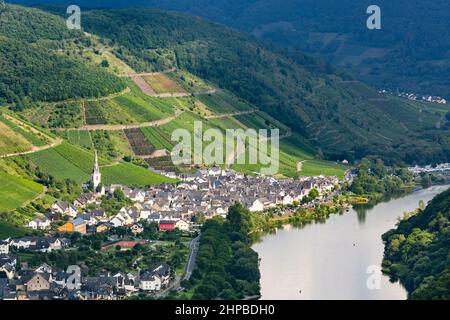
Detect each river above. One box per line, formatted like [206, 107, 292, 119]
[252, 185, 450, 300]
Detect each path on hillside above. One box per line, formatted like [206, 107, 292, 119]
[205, 109, 257, 119]
[61, 109, 183, 132]
[0, 115, 63, 158]
[120, 68, 177, 78]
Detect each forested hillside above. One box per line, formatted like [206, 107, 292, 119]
[0, 4, 126, 108]
[382, 188, 450, 299]
[17, 0, 450, 99]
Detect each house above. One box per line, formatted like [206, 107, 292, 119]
[28, 216, 51, 230]
[74, 192, 96, 208]
[150, 263, 170, 286]
[0, 240, 9, 254]
[34, 263, 52, 274]
[175, 220, 190, 231]
[51, 201, 77, 217]
[0, 254, 16, 279]
[9, 237, 37, 250]
[58, 218, 87, 235]
[249, 199, 264, 212]
[138, 271, 161, 291]
[23, 272, 51, 292]
[159, 220, 176, 231]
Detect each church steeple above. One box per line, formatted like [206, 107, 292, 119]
[92, 150, 101, 189]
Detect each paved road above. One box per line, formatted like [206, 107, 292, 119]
[183, 234, 201, 281]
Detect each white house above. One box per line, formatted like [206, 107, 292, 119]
[139, 274, 161, 291]
[249, 199, 264, 212]
[0, 240, 9, 254]
[175, 220, 190, 231]
[28, 216, 51, 230]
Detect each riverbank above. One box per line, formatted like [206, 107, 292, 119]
[252, 185, 449, 299]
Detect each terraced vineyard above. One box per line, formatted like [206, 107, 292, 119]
[140, 127, 173, 151]
[85, 101, 108, 125]
[197, 91, 252, 114]
[67, 130, 93, 149]
[24, 142, 173, 186]
[124, 128, 155, 156]
[143, 73, 185, 94]
[145, 156, 179, 173]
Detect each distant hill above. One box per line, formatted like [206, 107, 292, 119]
[2, 3, 450, 165]
[0, 4, 126, 108]
[80, 8, 449, 165]
[14, 0, 450, 99]
[382, 187, 450, 299]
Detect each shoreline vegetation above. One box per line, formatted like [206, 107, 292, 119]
[382, 187, 450, 299]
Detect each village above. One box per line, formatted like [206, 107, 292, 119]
[0, 152, 340, 300]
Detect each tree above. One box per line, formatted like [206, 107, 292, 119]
[100, 59, 110, 68]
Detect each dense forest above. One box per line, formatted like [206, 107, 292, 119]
[184, 203, 261, 299]
[382, 188, 450, 299]
[0, 4, 126, 108]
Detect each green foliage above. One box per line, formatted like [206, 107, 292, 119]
[0, 4, 126, 108]
[190, 203, 260, 300]
[350, 158, 407, 196]
[382, 188, 450, 299]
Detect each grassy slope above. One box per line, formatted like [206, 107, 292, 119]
[0, 170, 44, 212]
[25, 142, 173, 186]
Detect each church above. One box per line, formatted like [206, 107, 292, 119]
[91, 150, 102, 190]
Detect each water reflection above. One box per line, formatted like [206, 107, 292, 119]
[253, 185, 449, 300]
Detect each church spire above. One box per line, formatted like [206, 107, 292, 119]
[92, 150, 101, 189]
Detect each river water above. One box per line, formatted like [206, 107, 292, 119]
[252, 185, 450, 300]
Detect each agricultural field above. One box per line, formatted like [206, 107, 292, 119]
[145, 156, 179, 173]
[20, 102, 84, 128]
[26, 143, 98, 183]
[143, 73, 185, 94]
[66, 130, 93, 150]
[168, 70, 214, 93]
[124, 128, 155, 156]
[197, 91, 253, 114]
[25, 141, 171, 187]
[91, 130, 132, 160]
[0, 170, 44, 212]
[101, 162, 176, 187]
[0, 119, 33, 156]
[1, 115, 48, 147]
[140, 127, 174, 151]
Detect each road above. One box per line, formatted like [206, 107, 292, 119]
[183, 234, 201, 281]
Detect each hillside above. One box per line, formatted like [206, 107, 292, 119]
[382, 187, 450, 299]
[76, 8, 449, 165]
[22, 0, 450, 99]
[0, 4, 126, 108]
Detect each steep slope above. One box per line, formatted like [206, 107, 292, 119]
[79, 8, 448, 165]
[0, 4, 126, 108]
[19, 0, 450, 98]
[382, 187, 450, 299]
